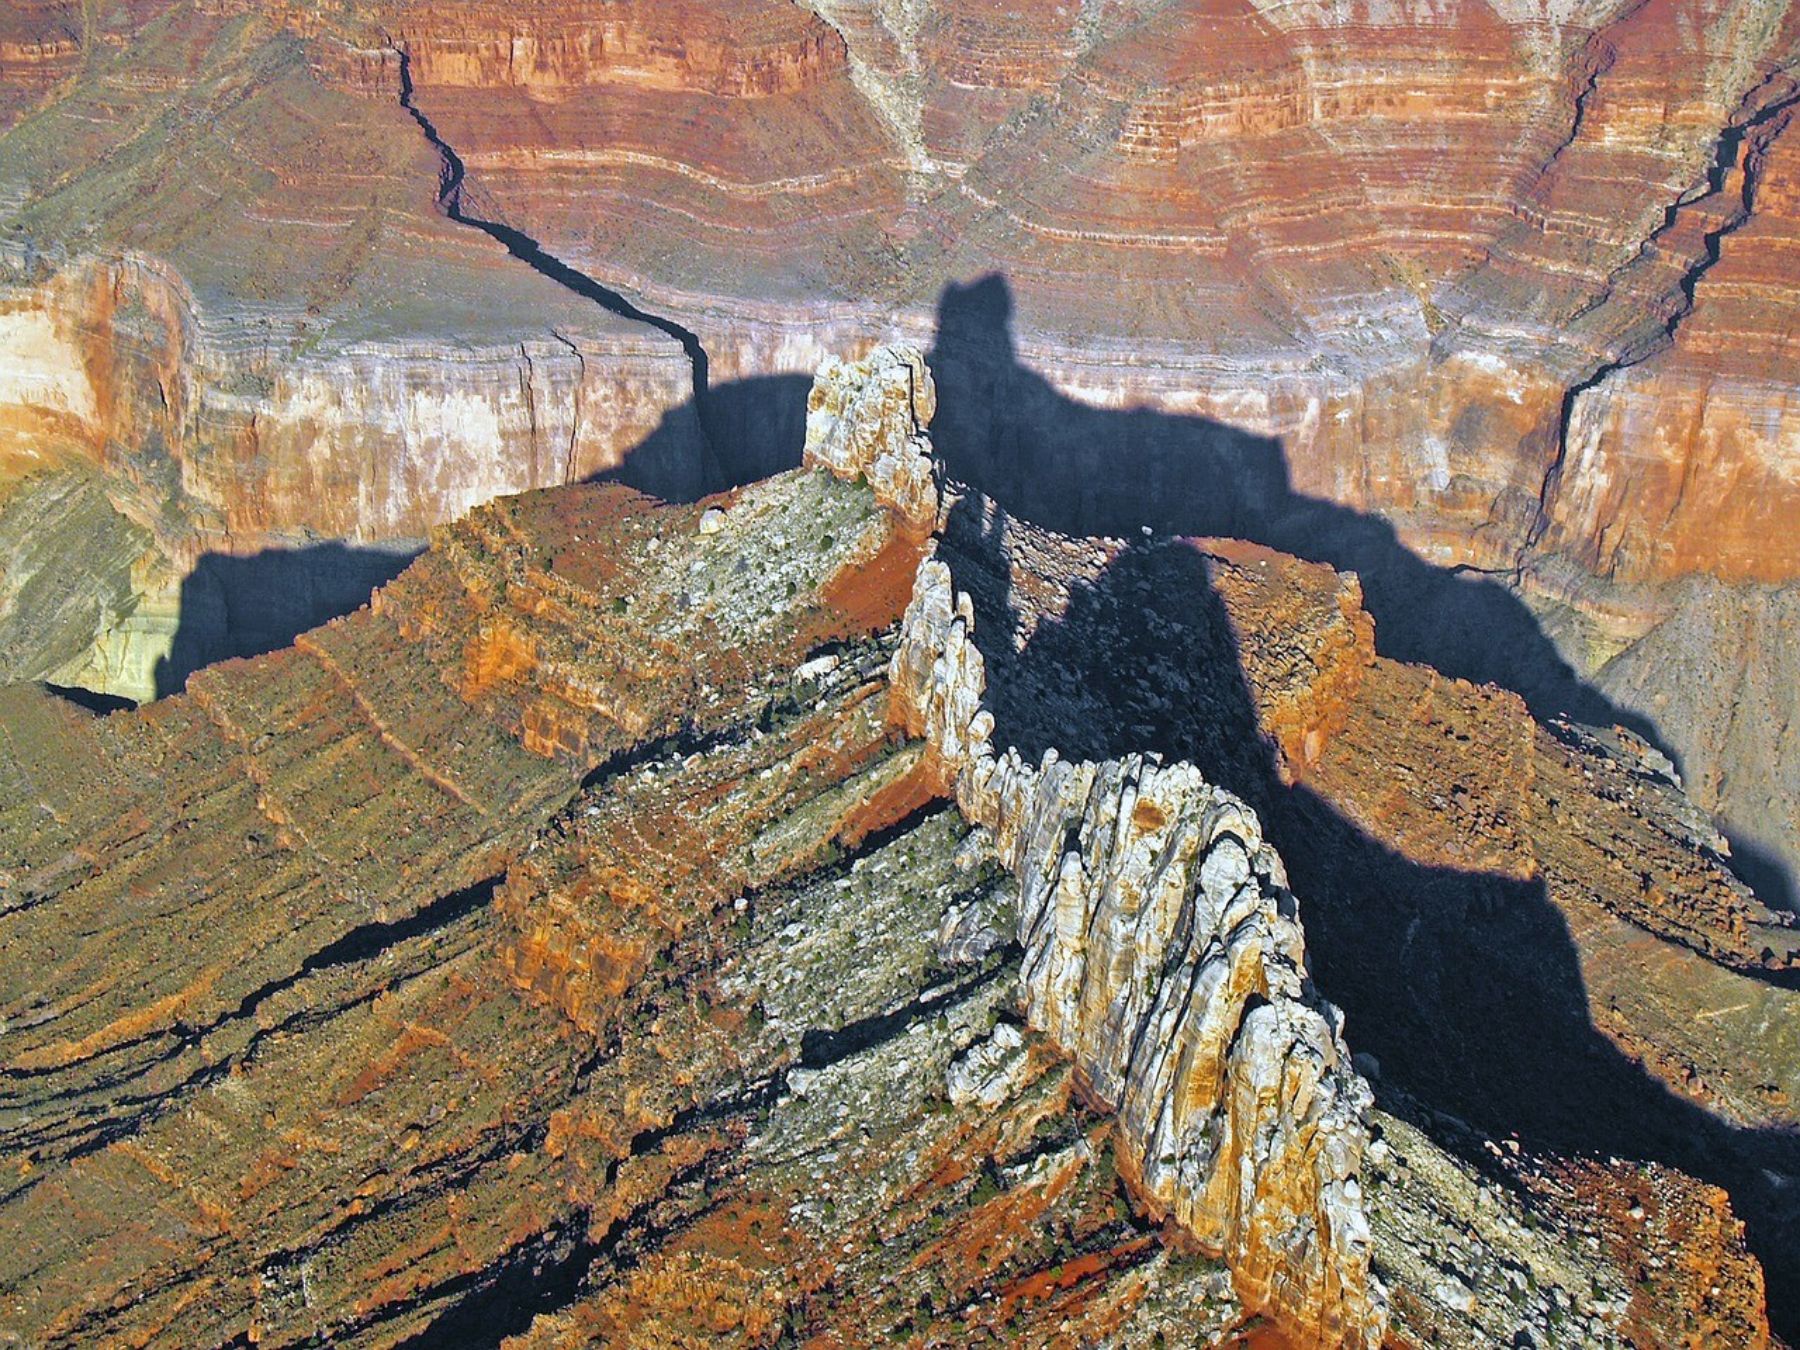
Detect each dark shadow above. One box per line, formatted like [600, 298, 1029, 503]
[154, 542, 419, 698]
[598, 373, 810, 503]
[149, 370, 810, 701]
[928, 275, 1655, 737]
[938, 491, 1800, 1335]
[1727, 836, 1799, 917]
[926, 273, 1796, 911]
[394, 50, 720, 449]
[43, 683, 136, 716]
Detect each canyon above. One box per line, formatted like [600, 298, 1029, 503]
[0, 0, 1797, 1343]
[2, 0, 1796, 898]
[0, 346, 1791, 1348]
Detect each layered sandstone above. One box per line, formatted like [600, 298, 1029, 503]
[346, 0, 1800, 896]
[931, 482, 1800, 1332]
[3, 0, 1797, 899]
[0, 348, 1783, 1347]
[0, 4, 704, 699]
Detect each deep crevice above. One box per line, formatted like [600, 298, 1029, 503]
[390, 47, 719, 455]
[1528, 78, 1800, 558]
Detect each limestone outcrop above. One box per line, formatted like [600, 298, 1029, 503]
[801, 345, 939, 532]
[889, 543, 1385, 1348]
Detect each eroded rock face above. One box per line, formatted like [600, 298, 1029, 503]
[932, 481, 1800, 1334]
[848, 340, 1387, 1343]
[5, 0, 1800, 900]
[890, 544, 1385, 1347]
[352, 0, 1800, 897]
[0, 6, 703, 698]
[801, 344, 939, 531]
[0, 345, 1785, 1348]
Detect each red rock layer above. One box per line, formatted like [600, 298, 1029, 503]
[0, 5, 700, 544]
[380, 0, 905, 320]
[351, 0, 1800, 600]
[1546, 92, 1800, 586]
[0, 0, 80, 130]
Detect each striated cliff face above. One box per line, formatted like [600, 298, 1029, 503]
[0, 346, 1787, 1346]
[3, 0, 1797, 891]
[346, 0, 1800, 895]
[0, 4, 705, 699]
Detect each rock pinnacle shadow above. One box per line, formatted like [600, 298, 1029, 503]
[925, 282, 1800, 1333]
[924, 273, 1796, 913]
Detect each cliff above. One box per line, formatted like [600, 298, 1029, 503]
[0, 5, 703, 699]
[0, 346, 1783, 1347]
[3, 0, 1798, 896]
[362, 0, 1800, 896]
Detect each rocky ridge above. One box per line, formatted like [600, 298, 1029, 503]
[0, 344, 1785, 1346]
[804, 345, 1384, 1342]
[890, 547, 1384, 1346]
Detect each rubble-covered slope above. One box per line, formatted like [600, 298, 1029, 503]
[0, 349, 1785, 1348]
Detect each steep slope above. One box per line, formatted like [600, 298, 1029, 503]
[0, 348, 1784, 1347]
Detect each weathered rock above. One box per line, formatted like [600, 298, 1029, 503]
[0, 6, 704, 698]
[889, 541, 1386, 1346]
[6, 0, 1800, 900]
[0, 345, 1784, 1349]
[802, 344, 939, 531]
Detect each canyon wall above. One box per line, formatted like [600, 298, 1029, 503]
[0, 4, 704, 699]
[0, 0, 1795, 881]
[3, 345, 1783, 1345]
[368, 0, 1800, 893]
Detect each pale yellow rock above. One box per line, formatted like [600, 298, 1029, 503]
[872, 342, 1386, 1349]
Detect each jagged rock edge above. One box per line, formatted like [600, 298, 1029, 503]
[803, 345, 1388, 1347]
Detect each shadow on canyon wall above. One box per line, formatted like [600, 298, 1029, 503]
[44, 683, 136, 715]
[937, 495, 1800, 1336]
[926, 276, 1653, 739]
[1727, 838, 1798, 916]
[922, 275, 1793, 915]
[596, 273, 1798, 1328]
[598, 371, 812, 504]
[606, 270, 1788, 912]
[153, 542, 419, 698]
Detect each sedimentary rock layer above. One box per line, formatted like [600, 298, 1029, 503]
[367, 0, 1800, 894]
[0, 4, 706, 696]
[4, 0, 1798, 899]
[0, 347, 1783, 1346]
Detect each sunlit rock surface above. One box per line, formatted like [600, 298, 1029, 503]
[0, 5, 703, 698]
[3, 0, 1800, 889]
[0, 347, 1785, 1347]
[3, 0, 1796, 894]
